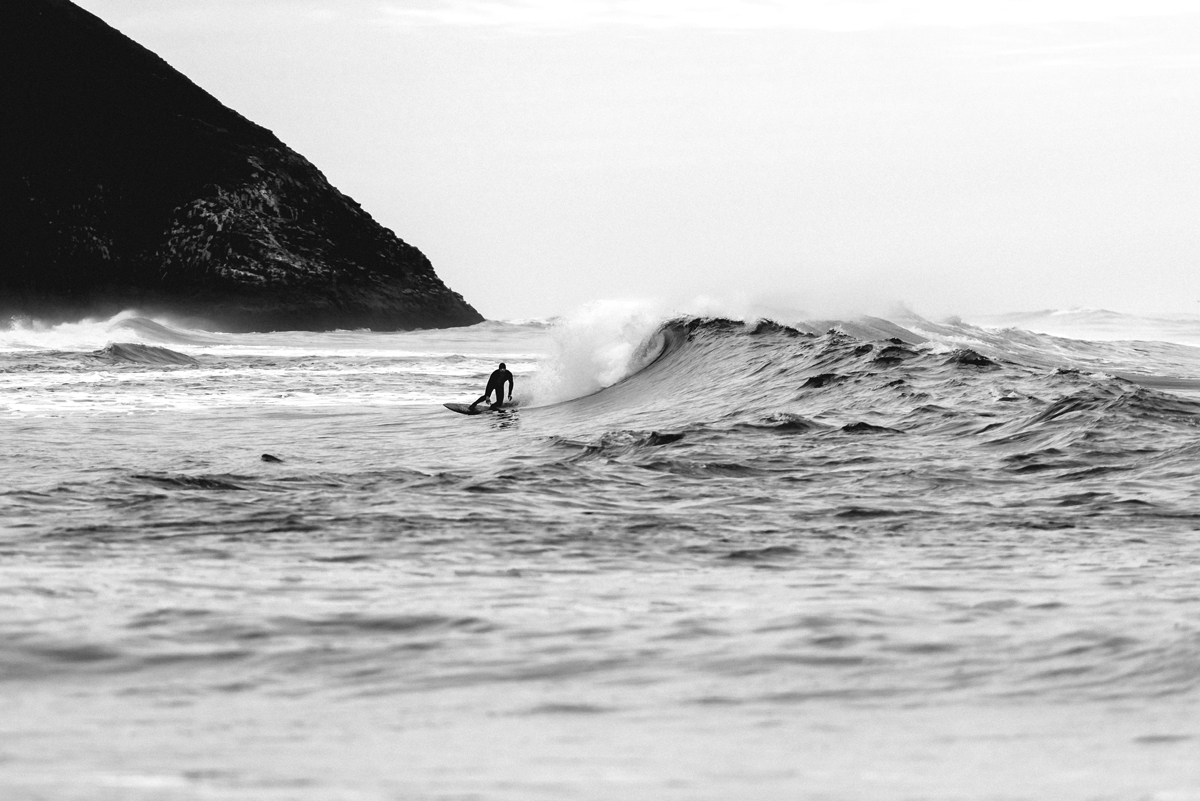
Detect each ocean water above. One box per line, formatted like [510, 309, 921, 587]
[2, 307, 1199, 800]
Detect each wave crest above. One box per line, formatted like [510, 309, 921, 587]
[525, 301, 668, 406]
[2, 310, 215, 351]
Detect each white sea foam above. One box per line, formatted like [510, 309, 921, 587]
[1, 310, 150, 351]
[525, 299, 667, 406]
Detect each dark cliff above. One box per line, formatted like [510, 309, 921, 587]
[0, 0, 483, 331]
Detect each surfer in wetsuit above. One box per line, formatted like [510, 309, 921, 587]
[469, 363, 514, 411]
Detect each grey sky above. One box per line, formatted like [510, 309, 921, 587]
[74, 0, 1200, 320]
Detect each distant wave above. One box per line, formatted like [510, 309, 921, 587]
[89, 343, 200, 366]
[966, 308, 1200, 347]
[1, 310, 219, 351]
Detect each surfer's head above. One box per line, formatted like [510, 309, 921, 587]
[499, 362, 506, 369]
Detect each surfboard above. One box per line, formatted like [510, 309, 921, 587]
[444, 402, 483, 415]
[444, 402, 514, 415]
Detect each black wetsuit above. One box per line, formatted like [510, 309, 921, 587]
[482, 368, 513, 407]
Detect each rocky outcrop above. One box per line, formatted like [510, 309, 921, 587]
[0, 0, 483, 331]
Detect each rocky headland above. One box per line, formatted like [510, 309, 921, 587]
[0, 0, 483, 331]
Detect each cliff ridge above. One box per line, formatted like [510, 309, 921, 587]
[0, 0, 483, 331]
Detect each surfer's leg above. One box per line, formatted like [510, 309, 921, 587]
[469, 394, 488, 410]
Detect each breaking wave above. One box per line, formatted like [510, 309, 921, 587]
[526, 312, 1200, 493]
[1, 310, 219, 351]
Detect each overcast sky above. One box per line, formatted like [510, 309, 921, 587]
[75, 0, 1200, 321]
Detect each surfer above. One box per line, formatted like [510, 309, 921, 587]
[469, 363, 514, 411]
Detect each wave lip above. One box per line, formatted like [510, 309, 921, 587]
[108, 316, 221, 346]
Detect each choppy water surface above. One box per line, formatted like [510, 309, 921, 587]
[2, 310, 1199, 800]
